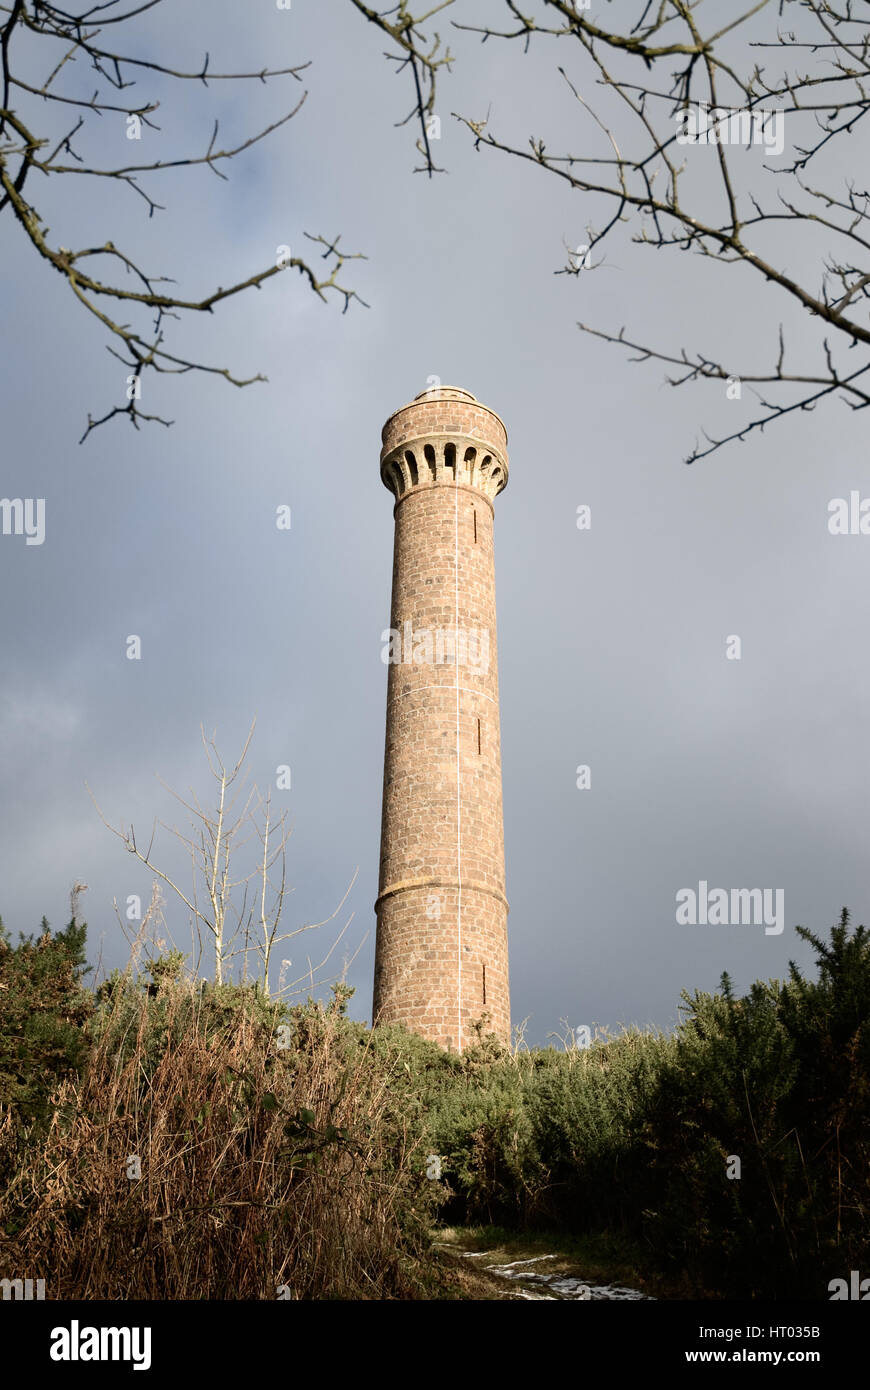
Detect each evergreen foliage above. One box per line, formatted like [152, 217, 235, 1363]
[0, 906, 867, 1297]
[0, 913, 93, 1131]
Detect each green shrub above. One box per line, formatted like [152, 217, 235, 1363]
[1, 903, 867, 1298]
[0, 914, 92, 1134]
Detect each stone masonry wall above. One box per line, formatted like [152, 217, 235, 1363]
[372, 387, 511, 1050]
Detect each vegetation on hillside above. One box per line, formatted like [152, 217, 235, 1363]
[0, 908, 867, 1299]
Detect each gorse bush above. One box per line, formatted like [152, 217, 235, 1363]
[417, 910, 869, 1297]
[0, 914, 92, 1135]
[0, 907, 867, 1298]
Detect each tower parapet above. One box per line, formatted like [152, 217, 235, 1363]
[380, 386, 509, 505]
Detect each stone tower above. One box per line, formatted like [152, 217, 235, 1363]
[373, 386, 511, 1051]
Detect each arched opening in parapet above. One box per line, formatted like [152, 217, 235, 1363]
[404, 450, 418, 487]
[424, 443, 437, 481]
[444, 442, 456, 479]
[464, 446, 477, 484]
[391, 461, 405, 496]
[490, 466, 502, 490]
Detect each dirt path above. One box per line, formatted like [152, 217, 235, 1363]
[434, 1228, 659, 1301]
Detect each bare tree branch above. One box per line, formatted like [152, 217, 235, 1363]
[0, 1, 367, 438]
[87, 721, 360, 996]
[347, 0, 870, 462]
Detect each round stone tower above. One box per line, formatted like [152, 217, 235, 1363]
[372, 385, 511, 1051]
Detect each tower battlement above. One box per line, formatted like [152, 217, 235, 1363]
[380, 386, 508, 504]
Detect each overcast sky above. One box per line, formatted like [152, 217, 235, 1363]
[2, 0, 868, 1047]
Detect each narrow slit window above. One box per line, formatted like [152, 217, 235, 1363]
[472, 507, 477, 543]
[482, 962, 486, 1006]
[477, 717, 481, 754]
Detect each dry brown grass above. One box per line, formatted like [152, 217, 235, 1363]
[0, 979, 437, 1299]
